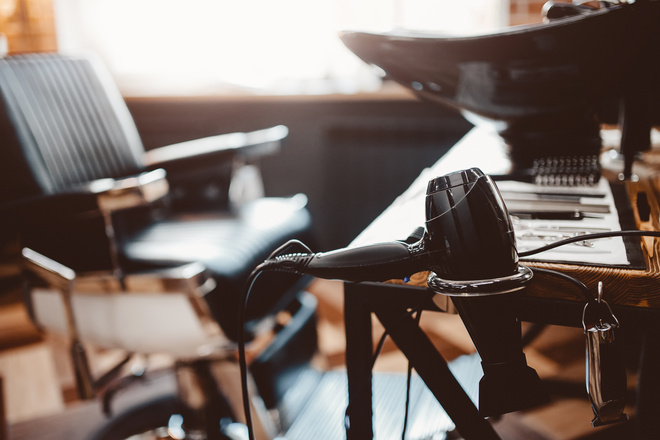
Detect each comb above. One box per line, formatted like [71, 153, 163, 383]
[492, 155, 601, 186]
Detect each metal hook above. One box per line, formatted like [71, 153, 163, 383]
[583, 280, 627, 427]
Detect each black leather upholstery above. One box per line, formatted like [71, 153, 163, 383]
[123, 197, 312, 339]
[0, 54, 144, 200]
[0, 52, 312, 340]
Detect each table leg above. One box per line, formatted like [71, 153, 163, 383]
[0, 375, 6, 440]
[344, 282, 374, 440]
[373, 303, 500, 440]
[636, 328, 660, 439]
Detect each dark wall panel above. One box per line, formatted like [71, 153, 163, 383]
[125, 94, 472, 250]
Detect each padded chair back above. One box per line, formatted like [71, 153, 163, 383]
[0, 53, 145, 204]
[0, 53, 151, 272]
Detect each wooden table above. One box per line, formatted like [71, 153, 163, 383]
[342, 127, 660, 439]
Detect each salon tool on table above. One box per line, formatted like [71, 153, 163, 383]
[510, 210, 604, 220]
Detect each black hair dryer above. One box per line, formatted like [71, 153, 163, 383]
[425, 168, 548, 417]
[259, 167, 547, 416]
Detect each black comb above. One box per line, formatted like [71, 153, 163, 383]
[492, 155, 601, 186]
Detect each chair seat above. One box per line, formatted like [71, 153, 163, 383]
[122, 195, 310, 277]
[121, 195, 313, 339]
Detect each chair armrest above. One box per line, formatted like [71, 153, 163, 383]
[0, 169, 169, 228]
[21, 247, 76, 291]
[21, 248, 225, 356]
[83, 169, 169, 213]
[23, 247, 215, 297]
[142, 125, 288, 171]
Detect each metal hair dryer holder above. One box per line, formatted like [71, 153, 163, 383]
[427, 265, 533, 297]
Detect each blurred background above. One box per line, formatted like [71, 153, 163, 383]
[1, 0, 556, 251]
[1, 0, 524, 96]
[1, 3, 609, 440]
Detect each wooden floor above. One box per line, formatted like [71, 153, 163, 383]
[0, 279, 640, 440]
[308, 279, 639, 440]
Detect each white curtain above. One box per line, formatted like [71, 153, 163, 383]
[54, 0, 506, 96]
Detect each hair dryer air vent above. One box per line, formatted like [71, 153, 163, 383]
[423, 168, 533, 294]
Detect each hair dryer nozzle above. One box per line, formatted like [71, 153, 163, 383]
[478, 353, 549, 417]
[452, 295, 549, 417]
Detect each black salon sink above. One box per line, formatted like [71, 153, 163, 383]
[340, 2, 660, 169]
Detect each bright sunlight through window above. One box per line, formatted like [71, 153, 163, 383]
[54, 0, 506, 96]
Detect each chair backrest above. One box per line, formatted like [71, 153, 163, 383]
[0, 53, 145, 204]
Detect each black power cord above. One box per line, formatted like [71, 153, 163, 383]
[519, 267, 592, 347]
[237, 268, 261, 440]
[518, 230, 660, 258]
[238, 239, 312, 440]
[529, 266, 591, 301]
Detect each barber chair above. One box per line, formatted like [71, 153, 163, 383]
[0, 53, 313, 339]
[0, 52, 314, 439]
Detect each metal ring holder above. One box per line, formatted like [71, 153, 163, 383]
[427, 265, 534, 297]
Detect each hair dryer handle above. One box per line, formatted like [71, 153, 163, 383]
[273, 241, 422, 282]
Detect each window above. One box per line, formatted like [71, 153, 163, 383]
[54, 0, 507, 96]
